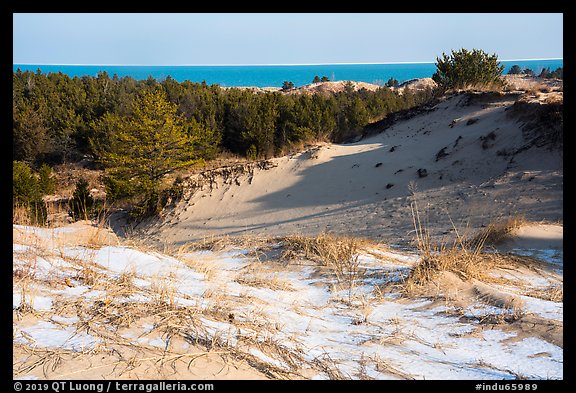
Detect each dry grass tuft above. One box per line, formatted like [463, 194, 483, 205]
[281, 233, 369, 301]
[179, 234, 273, 254]
[404, 246, 500, 293]
[467, 216, 527, 249]
[74, 264, 106, 288]
[281, 233, 367, 267]
[406, 198, 493, 291]
[523, 285, 563, 302]
[236, 274, 295, 292]
[405, 199, 533, 295]
[477, 297, 526, 325]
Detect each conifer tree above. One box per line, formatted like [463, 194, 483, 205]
[282, 81, 295, 91]
[69, 177, 94, 221]
[386, 77, 399, 88]
[507, 65, 523, 75]
[96, 88, 206, 217]
[38, 163, 55, 195]
[13, 161, 47, 225]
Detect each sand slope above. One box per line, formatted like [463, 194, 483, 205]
[141, 91, 562, 247]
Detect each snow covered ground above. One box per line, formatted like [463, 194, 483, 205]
[13, 223, 563, 380]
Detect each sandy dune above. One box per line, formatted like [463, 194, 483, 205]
[141, 91, 562, 248]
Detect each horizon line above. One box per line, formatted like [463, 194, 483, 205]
[13, 58, 564, 67]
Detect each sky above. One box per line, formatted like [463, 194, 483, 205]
[13, 13, 563, 65]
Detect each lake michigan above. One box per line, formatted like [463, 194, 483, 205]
[13, 59, 563, 88]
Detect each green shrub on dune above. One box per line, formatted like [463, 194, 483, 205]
[432, 48, 505, 91]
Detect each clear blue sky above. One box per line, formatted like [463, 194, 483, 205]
[13, 13, 563, 65]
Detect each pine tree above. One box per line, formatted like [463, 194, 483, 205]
[96, 88, 205, 217]
[13, 161, 41, 205]
[13, 161, 47, 225]
[69, 178, 94, 221]
[507, 65, 523, 75]
[386, 77, 399, 88]
[38, 163, 56, 195]
[281, 81, 295, 91]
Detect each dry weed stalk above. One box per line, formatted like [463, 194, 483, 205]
[13, 346, 69, 378]
[370, 353, 415, 380]
[312, 352, 350, 380]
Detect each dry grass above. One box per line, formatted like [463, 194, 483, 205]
[281, 233, 369, 301]
[312, 353, 351, 380]
[175, 233, 274, 256]
[446, 80, 508, 94]
[404, 246, 502, 293]
[405, 199, 533, 295]
[503, 75, 562, 93]
[13, 218, 319, 379]
[236, 273, 295, 292]
[468, 216, 527, 249]
[13, 342, 232, 380]
[477, 297, 526, 325]
[14, 199, 561, 380]
[523, 285, 563, 302]
[13, 204, 33, 226]
[281, 233, 367, 267]
[370, 354, 415, 380]
[177, 254, 220, 281]
[13, 346, 69, 379]
[14, 285, 36, 316]
[406, 198, 491, 290]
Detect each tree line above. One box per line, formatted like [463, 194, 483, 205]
[13, 70, 436, 167]
[507, 64, 563, 79]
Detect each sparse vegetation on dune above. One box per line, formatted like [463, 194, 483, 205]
[406, 200, 491, 291]
[14, 49, 562, 225]
[403, 196, 561, 304]
[13, 214, 563, 380]
[281, 233, 374, 302]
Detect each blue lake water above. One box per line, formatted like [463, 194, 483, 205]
[13, 59, 563, 88]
